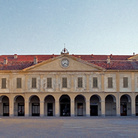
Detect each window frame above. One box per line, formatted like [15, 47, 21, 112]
[17, 78, 22, 89]
[32, 78, 37, 89]
[47, 78, 52, 88]
[93, 77, 98, 88]
[123, 77, 128, 88]
[108, 77, 113, 88]
[62, 77, 67, 88]
[1, 78, 6, 89]
[78, 77, 83, 88]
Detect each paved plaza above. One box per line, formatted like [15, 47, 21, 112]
[0, 117, 138, 138]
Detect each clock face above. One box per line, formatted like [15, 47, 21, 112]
[61, 59, 69, 67]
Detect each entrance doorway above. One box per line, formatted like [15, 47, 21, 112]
[90, 95, 101, 116]
[32, 103, 40, 116]
[105, 95, 116, 116]
[121, 103, 127, 116]
[3, 103, 9, 116]
[2, 96, 9, 116]
[77, 103, 83, 116]
[75, 95, 86, 116]
[47, 103, 53, 116]
[18, 103, 24, 116]
[14, 96, 25, 116]
[90, 105, 98, 116]
[120, 95, 131, 116]
[60, 95, 70, 116]
[44, 95, 55, 116]
[30, 95, 40, 116]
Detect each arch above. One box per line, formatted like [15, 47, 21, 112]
[14, 95, 25, 116]
[44, 95, 55, 116]
[120, 94, 131, 116]
[0, 95, 9, 116]
[105, 94, 116, 103]
[59, 94, 71, 116]
[75, 94, 86, 116]
[90, 95, 101, 116]
[29, 95, 40, 102]
[105, 95, 116, 116]
[29, 95, 40, 116]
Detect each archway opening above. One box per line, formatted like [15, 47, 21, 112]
[44, 95, 55, 116]
[120, 95, 131, 116]
[14, 96, 25, 116]
[105, 95, 116, 116]
[30, 95, 40, 116]
[60, 95, 70, 116]
[75, 95, 86, 116]
[1, 96, 9, 116]
[90, 95, 101, 116]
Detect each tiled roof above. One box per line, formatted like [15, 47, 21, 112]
[0, 54, 137, 70]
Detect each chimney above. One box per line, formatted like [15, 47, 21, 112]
[107, 56, 110, 64]
[14, 54, 18, 59]
[4, 57, 8, 65]
[34, 56, 38, 64]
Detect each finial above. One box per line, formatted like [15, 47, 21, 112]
[61, 45, 69, 55]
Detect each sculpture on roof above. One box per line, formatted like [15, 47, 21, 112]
[61, 47, 69, 54]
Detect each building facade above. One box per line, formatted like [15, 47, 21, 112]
[0, 49, 138, 117]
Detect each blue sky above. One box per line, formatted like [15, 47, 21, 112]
[0, 0, 138, 55]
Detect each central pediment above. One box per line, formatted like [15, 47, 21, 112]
[23, 55, 104, 72]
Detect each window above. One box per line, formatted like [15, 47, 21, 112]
[17, 78, 22, 88]
[108, 77, 113, 88]
[123, 77, 128, 88]
[32, 78, 37, 88]
[78, 77, 83, 88]
[93, 77, 98, 88]
[1, 78, 6, 89]
[47, 78, 52, 88]
[62, 77, 67, 88]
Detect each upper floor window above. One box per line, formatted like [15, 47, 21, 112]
[123, 77, 128, 88]
[108, 77, 113, 88]
[1, 78, 6, 89]
[17, 78, 22, 88]
[47, 78, 52, 88]
[62, 77, 67, 88]
[78, 77, 83, 88]
[93, 77, 98, 88]
[32, 78, 37, 88]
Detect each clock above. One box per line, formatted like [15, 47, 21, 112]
[61, 59, 69, 67]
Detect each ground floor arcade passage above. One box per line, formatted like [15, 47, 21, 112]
[0, 94, 138, 117]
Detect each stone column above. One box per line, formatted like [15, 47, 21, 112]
[131, 93, 135, 116]
[71, 100, 75, 117]
[55, 75, 59, 92]
[116, 93, 120, 116]
[9, 96, 14, 117]
[86, 74, 89, 92]
[86, 100, 90, 117]
[101, 73, 104, 92]
[25, 99, 29, 117]
[101, 98, 105, 116]
[55, 100, 59, 116]
[116, 73, 120, 92]
[40, 101, 44, 117]
[70, 75, 74, 92]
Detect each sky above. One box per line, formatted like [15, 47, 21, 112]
[0, 0, 138, 55]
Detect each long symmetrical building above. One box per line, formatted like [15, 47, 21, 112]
[0, 49, 138, 117]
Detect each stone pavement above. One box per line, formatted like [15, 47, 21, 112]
[0, 116, 138, 138]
